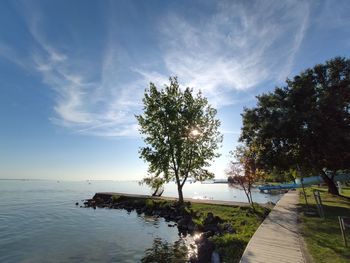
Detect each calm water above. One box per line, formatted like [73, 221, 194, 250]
[0, 180, 282, 262]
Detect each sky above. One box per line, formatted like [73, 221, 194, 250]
[1, 0, 350, 181]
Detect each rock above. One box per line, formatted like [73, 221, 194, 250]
[177, 214, 196, 233]
[154, 210, 160, 216]
[204, 224, 219, 233]
[94, 197, 104, 205]
[266, 201, 275, 206]
[221, 223, 236, 234]
[203, 213, 222, 234]
[204, 213, 221, 225]
[92, 193, 112, 203]
[214, 216, 222, 224]
[177, 218, 188, 229]
[187, 220, 196, 232]
[204, 212, 215, 225]
[203, 231, 213, 238]
[136, 208, 142, 214]
[176, 216, 183, 221]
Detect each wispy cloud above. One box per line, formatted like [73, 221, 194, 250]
[10, 1, 146, 137]
[0, 1, 313, 137]
[139, 0, 311, 107]
[0, 42, 30, 69]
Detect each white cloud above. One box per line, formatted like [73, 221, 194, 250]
[21, 21, 143, 137]
[1, 1, 312, 138]
[138, 0, 310, 107]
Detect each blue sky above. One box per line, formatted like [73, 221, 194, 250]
[1, 0, 349, 180]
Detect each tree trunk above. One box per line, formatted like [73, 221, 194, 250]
[320, 170, 339, 195]
[177, 185, 184, 204]
[244, 192, 251, 204]
[242, 185, 251, 204]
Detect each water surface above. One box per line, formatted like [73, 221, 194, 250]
[0, 180, 281, 262]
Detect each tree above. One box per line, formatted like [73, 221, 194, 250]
[227, 145, 264, 208]
[136, 77, 223, 204]
[139, 176, 165, 196]
[240, 57, 350, 195]
[227, 163, 254, 205]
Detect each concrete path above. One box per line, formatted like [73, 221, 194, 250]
[240, 191, 306, 263]
[94, 192, 266, 207]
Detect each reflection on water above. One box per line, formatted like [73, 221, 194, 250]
[141, 238, 189, 263]
[141, 232, 205, 263]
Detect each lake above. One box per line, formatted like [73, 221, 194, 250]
[0, 180, 282, 262]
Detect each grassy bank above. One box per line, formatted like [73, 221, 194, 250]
[299, 186, 350, 263]
[189, 202, 268, 262]
[108, 195, 269, 263]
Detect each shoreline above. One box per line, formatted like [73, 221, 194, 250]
[83, 192, 273, 262]
[93, 192, 272, 208]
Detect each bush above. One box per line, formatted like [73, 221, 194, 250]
[111, 195, 120, 203]
[211, 234, 247, 263]
[145, 199, 155, 208]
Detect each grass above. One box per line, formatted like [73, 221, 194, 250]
[109, 195, 268, 263]
[189, 203, 267, 242]
[188, 203, 268, 262]
[299, 186, 350, 263]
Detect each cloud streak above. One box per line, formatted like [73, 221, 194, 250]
[2, 1, 313, 137]
[11, 1, 146, 137]
[144, 0, 311, 107]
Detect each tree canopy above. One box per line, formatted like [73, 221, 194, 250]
[240, 57, 350, 195]
[136, 77, 222, 203]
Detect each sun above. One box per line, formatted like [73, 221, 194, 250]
[190, 129, 200, 137]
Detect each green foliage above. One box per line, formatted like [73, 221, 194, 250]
[264, 168, 296, 183]
[240, 57, 350, 194]
[190, 203, 268, 262]
[189, 203, 267, 241]
[141, 238, 188, 263]
[145, 199, 155, 208]
[136, 77, 223, 202]
[299, 187, 350, 263]
[210, 234, 246, 263]
[111, 195, 120, 203]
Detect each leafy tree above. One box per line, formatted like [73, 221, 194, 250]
[227, 145, 265, 208]
[136, 77, 222, 204]
[240, 57, 350, 195]
[264, 168, 296, 183]
[139, 176, 165, 196]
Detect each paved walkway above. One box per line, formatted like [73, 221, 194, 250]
[240, 191, 306, 263]
[94, 192, 265, 207]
